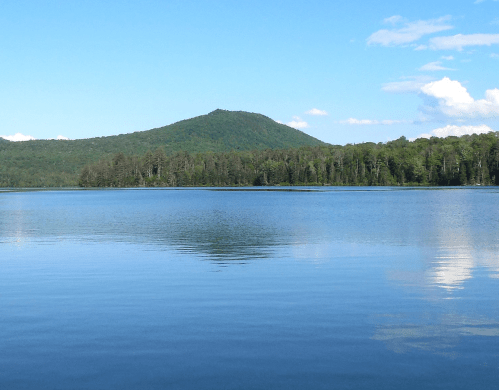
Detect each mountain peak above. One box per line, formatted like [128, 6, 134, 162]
[208, 109, 227, 115]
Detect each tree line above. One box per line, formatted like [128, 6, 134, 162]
[78, 132, 499, 187]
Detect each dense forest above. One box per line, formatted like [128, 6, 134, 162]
[79, 132, 499, 187]
[0, 110, 323, 187]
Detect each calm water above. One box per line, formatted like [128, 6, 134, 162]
[1, 187, 499, 389]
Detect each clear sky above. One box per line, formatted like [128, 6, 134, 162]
[1, 0, 498, 144]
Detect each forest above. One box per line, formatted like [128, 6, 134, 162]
[0, 109, 323, 187]
[78, 132, 499, 187]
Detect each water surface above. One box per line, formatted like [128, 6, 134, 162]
[1, 187, 499, 389]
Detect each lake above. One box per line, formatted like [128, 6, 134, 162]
[1, 187, 499, 389]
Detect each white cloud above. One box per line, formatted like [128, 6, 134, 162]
[0, 134, 71, 141]
[275, 119, 283, 124]
[287, 116, 309, 129]
[340, 118, 404, 125]
[305, 108, 328, 116]
[419, 61, 455, 71]
[414, 44, 428, 51]
[382, 75, 436, 93]
[417, 124, 494, 139]
[367, 16, 453, 46]
[491, 53, 499, 58]
[341, 118, 378, 125]
[429, 34, 499, 51]
[441, 55, 454, 60]
[420, 77, 499, 118]
[380, 119, 404, 125]
[383, 15, 405, 25]
[0, 133, 36, 142]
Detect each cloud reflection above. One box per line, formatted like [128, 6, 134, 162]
[377, 190, 499, 357]
[372, 314, 499, 356]
[429, 254, 474, 291]
[387, 189, 499, 292]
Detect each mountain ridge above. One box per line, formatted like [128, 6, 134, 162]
[0, 109, 326, 187]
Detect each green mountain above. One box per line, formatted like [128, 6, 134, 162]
[0, 109, 325, 187]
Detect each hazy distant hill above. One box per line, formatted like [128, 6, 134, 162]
[0, 109, 325, 187]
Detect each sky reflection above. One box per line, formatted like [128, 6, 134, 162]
[372, 312, 499, 357]
[2, 187, 499, 376]
[375, 190, 499, 357]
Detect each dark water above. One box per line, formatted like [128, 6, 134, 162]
[1, 187, 499, 389]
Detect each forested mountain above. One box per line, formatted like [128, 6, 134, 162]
[79, 132, 499, 188]
[0, 109, 323, 187]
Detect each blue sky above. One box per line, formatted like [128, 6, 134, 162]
[1, 0, 498, 144]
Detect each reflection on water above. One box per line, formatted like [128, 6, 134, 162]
[368, 189, 499, 361]
[0, 189, 294, 260]
[2, 187, 499, 280]
[2, 187, 499, 285]
[2, 187, 499, 389]
[372, 312, 499, 356]
[430, 252, 474, 291]
[426, 190, 486, 291]
[427, 197, 477, 291]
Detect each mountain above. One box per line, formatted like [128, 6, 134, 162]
[105, 109, 324, 154]
[0, 109, 325, 187]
